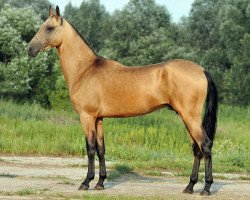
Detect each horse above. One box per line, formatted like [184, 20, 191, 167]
[27, 6, 218, 196]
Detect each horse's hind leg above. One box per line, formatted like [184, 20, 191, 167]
[200, 129, 213, 196]
[94, 118, 107, 190]
[183, 142, 202, 194]
[78, 113, 97, 190]
[181, 115, 213, 195]
[181, 115, 203, 194]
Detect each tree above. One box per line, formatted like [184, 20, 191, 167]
[100, 0, 174, 65]
[219, 0, 250, 105]
[48, 63, 72, 111]
[0, 4, 56, 106]
[64, 0, 111, 52]
[128, 28, 175, 65]
[0, 0, 51, 20]
[180, 0, 229, 73]
[180, 0, 250, 105]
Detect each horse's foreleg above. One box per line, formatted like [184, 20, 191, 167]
[183, 142, 202, 194]
[78, 113, 97, 190]
[94, 118, 107, 190]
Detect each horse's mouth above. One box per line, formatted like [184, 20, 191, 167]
[27, 45, 39, 57]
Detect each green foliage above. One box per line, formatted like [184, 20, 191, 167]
[180, 0, 250, 105]
[0, 3, 40, 41]
[180, 0, 228, 92]
[101, 0, 173, 66]
[125, 28, 175, 65]
[218, 0, 250, 105]
[48, 67, 73, 112]
[64, 0, 111, 52]
[0, 4, 58, 107]
[0, 55, 47, 94]
[0, 5, 42, 95]
[0, 0, 51, 20]
[185, 0, 222, 50]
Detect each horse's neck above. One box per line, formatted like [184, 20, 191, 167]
[57, 21, 96, 91]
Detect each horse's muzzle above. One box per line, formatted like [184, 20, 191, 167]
[27, 40, 42, 57]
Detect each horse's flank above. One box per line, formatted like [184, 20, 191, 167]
[57, 19, 206, 119]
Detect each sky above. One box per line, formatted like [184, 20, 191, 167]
[49, 0, 194, 22]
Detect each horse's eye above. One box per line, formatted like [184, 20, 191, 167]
[46, 26, 54, 32]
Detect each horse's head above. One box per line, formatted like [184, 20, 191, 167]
[27, 6, 63, 57]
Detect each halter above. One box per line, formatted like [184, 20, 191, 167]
[35, 17, 63, 51]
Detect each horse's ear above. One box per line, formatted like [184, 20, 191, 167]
[49, 5, 53, 17]
[56, 6, 60, 18]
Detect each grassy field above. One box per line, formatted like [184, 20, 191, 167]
[0, 100, 249, 174]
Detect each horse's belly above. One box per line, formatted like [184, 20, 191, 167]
[99, 93, 167, 117]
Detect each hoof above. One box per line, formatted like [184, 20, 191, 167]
[78, 184, 89, 190]
[94, 185, 104, 190]
[183, 187, 193, 194]
[200, 190, 210, 196]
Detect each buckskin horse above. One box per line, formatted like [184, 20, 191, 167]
[27, 6, 218, 196]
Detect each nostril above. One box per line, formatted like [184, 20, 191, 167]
[27, 46, 34, 56]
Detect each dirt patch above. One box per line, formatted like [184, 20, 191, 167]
[0, 156, 249, 199]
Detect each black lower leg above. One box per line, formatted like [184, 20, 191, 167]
[200, 137, 213, 196]
[79, 138, 96, 190]
[200, 155, 213, 195]
[183, 143, 202, 194]
[94, 142, 106, 190]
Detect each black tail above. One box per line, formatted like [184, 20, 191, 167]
[202, 71, 218, 143]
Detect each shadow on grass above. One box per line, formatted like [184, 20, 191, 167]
[190, 180, 232, 195]
[211, 180, 232, 195]
[105, 163, 180, 189]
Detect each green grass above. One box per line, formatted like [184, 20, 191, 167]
[145, 170, 163, 176]
[56, 176, 76, 185]
[16, 188, 36, 196]
[0, 100, 249, 174]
